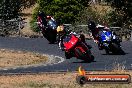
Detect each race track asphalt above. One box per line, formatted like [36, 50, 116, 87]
[0, 36, 132, 73]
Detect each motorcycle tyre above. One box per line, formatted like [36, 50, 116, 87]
[48, 30, 57, 44]
[75, 48, 83, 59]
[111, 43, 125, 55]
[75, 48, 93, 62]
[65, 51, 71, 59]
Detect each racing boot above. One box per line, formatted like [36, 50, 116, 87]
[98, 43, 103, 50]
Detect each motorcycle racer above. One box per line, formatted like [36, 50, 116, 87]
[58, 30, 92, 51]
[37, 11, 47, 31]
[37, 11, 57, 43]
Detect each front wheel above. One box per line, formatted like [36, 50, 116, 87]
[65, 51, 71, 59]
[110, 43, 124, 54]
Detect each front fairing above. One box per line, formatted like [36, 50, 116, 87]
[63, 34, 79, 50]
[100, 31, 112, 42]
[47, 20, 57, 30]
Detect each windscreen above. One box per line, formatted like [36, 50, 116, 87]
[63, 35, 72, 43]
[47, 20, 57, 30]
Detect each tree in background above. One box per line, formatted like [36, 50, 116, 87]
[0, 0, 37, 20]
[105, 0, 132, 28]
[30, 0, 90, 32]
[34, 0, 89, 24]
[0, 0, 21, 20]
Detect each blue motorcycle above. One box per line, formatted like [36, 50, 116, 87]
[99, 30, 125, 54]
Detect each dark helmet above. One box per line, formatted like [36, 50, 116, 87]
[88, 20, 96, 30]
[38, 11, 46, 18]
[56, 18, 63, 26]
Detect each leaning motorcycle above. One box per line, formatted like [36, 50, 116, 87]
[63, 33, 94, 62]
[99, 30, 125, 55]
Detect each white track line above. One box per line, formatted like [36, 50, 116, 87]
[0, 54, 65, 70]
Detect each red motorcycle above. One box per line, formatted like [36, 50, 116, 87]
[63, 34, 94, 62]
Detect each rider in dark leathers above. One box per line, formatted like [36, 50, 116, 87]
[37, 11, 48, 39]
[37, 11, 57, 43]
[88, 20, 121, 50]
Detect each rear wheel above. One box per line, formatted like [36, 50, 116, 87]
[74, 48, 83, 59]
[111, 43, 124, 54]
[75, 48, 93, 62]
[105, 48, 109, 54]
[84, 54, 94, 62]
[119, 49, 125, 55]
